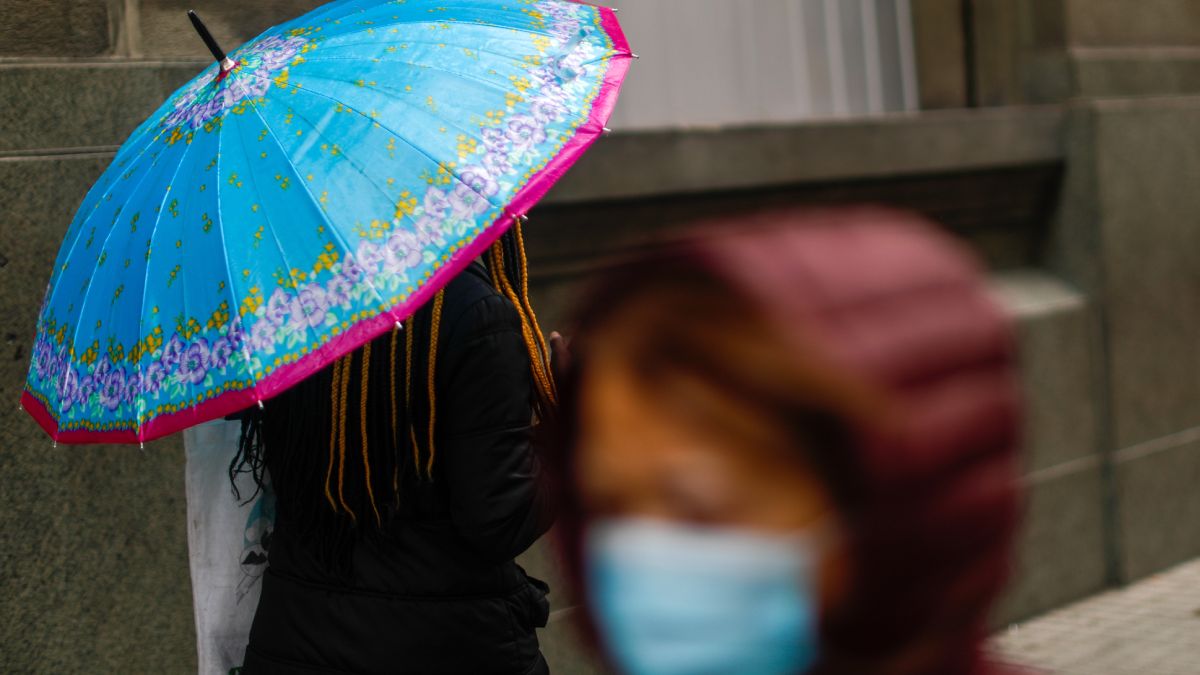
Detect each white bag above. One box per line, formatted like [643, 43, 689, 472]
[184, 419, 275, 675]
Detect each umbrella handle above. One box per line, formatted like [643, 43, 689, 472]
[187, 10, 229, 67]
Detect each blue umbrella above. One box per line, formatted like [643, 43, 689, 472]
[23, 0, 632, 444]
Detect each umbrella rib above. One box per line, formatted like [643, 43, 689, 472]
[232, 102, 350, 357]
[272, 68, 503, 165]
[131, 128, 209, 436]
[212, 88, 267, 406]
[311, 36, 567, 66]
[62, 136, 181, 429]
[242, 69, 507, 216]
[293, 54, 539, 104]
[47, 123, 175, 318]
[314, 16, 602, 48]
[242, 96, 398, 324]
[267, 98, 436, 241]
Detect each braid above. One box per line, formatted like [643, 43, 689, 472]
[389, 326, 400, 500]
[359, 342, 382, 526]
[405, 315, 421, 473]
[513, 219, 556, 400]
[489, 236, 557, 412]
[336, 353, 356, 524]
[426, 290, 446, 479]
[325, 356, 343, 513]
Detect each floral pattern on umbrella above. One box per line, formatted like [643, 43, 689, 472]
[23, 0, 632, 442]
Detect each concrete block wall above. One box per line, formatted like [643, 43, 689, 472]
[0, 3, 329, 672]
[1083, 98, 1200, 582]
[1067, 0, 1200, 98]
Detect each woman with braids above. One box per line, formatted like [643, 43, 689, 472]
[232, 224, 560, 675]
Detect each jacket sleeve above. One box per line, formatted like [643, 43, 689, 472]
[435, 293, 556, 562]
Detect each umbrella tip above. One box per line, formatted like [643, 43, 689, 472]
[395, 321, 404, 332]
[257, 400, 265, 410]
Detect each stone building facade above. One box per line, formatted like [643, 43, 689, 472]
[3, 1, 1200, 672]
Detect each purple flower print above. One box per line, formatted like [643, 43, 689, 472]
[531, 98, 566, 124]
[355, 240, 387, 275]
[57, 366, 80, 412]
[177, 340, 210, 386]
[339, 255, 365, 283]
[253, 35, 306, 72]
[161, 333, 186, 370]
[225, 318, 247, 350]
[423, 188, 451, 218]
[53, 348, 70, 381]
[449, 183, 492, 219]
[326, 274, 354, 307]
[529, 66, 557, 87]
[415, 214, 448, 247]
[248, 317, 277, 354]
[481, 150, 513, 180]
[383, 231, 422, 276]
[162, 34, 306, 133]
[79, 375, 97, 402]
[289, 285, 331, 332]
[98, 367, 127, 412]
[480, 127, 509, 154]
[265, 288, 292, 327]
[124, 371, 142, 406]
[93, 355, 113, 382]
[506, 115, 547, 155]
[209, 336, 235, 371]
[459, 167, 500, 198]
[32, 339, 47, 379]
[549, 22, 581, 44]
[144, 361, 167, 394]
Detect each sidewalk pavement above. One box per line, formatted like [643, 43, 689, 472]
[989, 558, 1200, 674]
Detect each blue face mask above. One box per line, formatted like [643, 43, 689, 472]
[586, 518, 821, 675]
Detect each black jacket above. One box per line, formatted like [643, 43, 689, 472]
[243, 263, 555, 674]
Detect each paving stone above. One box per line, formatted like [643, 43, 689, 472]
[991, 558, 1200, 674]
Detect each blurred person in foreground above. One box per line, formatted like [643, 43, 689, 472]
[547, 208, 1026, 675]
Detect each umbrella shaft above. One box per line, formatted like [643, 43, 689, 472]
[187, 10, 227, 64]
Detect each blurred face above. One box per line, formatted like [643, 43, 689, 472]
[576, 350, 835, 534]
[573, 337, 851, 675]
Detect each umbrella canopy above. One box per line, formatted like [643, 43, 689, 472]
[22, 0, 631, 445]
